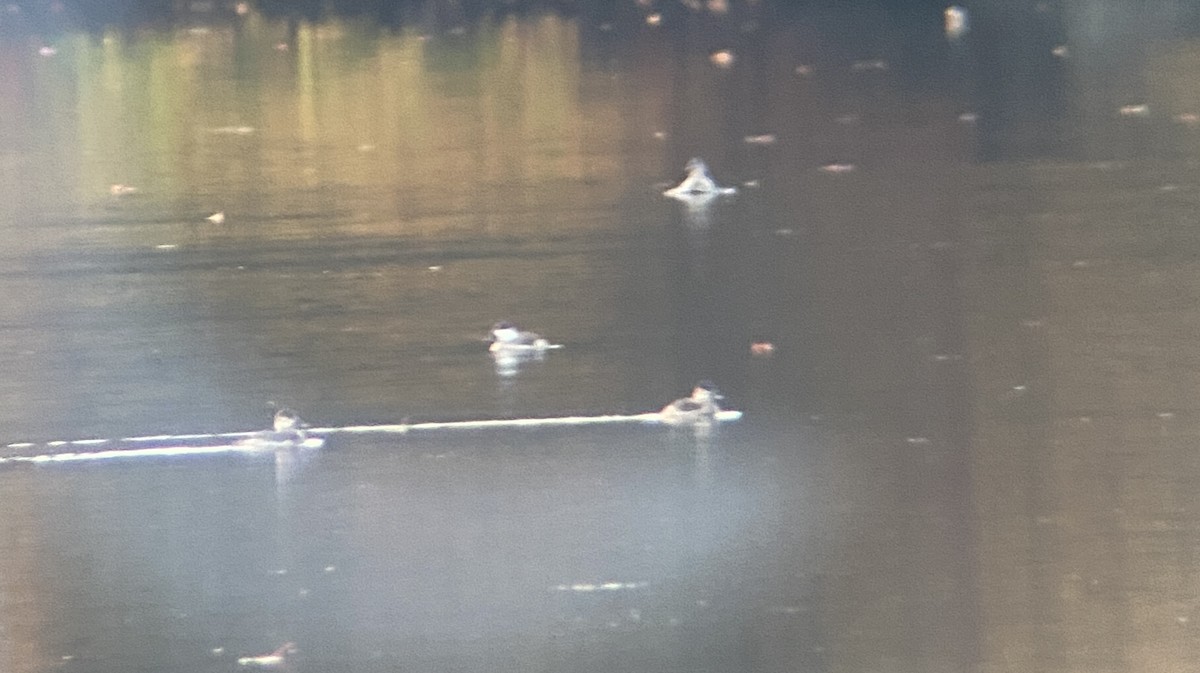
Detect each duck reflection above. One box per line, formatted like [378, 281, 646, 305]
[491, 347, 548, 381]
[675, 190, 721, 229]
[273, 442, 317, 488]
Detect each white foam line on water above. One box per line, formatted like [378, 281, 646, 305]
[121, 431, 258, 443]
[1, 411, 743, 463]
[0, 444, 259, 465]
[313, 410, 742, 434]
[315, 413, 659, 434]
[0, 439, 328, 466]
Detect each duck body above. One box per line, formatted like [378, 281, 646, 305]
[660, 382, 723, 426]
[488, 321, 552, 352]
[272, 408, 303, 434]
[663, 158, 738, 199]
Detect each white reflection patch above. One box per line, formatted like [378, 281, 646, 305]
[554, 581, 649, 592]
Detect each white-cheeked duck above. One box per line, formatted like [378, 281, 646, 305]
[660, 381, 723, 426]
[488, 321, 553, 352]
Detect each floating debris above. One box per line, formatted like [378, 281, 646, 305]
[819, 163, 856, 174]
[154, 244, 178, 250]
[750, 341, 775, 358]
[210, 126, 255, 135]
[794, 64, 813, 76]
[109, 183, 138, 196]
[645, 13, 662, 26]
[958, 112, 978, 123]
[743, 134, 777, 145]
[850, 59, 888, 72]
[205, 211, 226, 224]
[1051, 45, 1069, 58]
[707, 0, 729, 14]
[710, 49, 735, 68]
[834, 113, 860, 125]
[553, 581, 649, 592]
[945, 6, 969, 39]
[1119, 104, 1150, 118]
[652, 130, 667, 140]
[38, 45, 57, 57]
[1175, 113, 1200, 125]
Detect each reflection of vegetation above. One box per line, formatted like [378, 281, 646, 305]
[17, 4, 614, 230]
[1, 0, 582, 35]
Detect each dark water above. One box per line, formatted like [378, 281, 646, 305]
[4, 2, 1200, 672]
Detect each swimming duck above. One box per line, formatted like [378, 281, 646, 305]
[660, 381, 723, 426]
[237, 642, 296, 668]
[236, 408, 320, 449]
[663, 158, 738, 199]
[272, 408, 303, 435]
[488, 321, 551, 352]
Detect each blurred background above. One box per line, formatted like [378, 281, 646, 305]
[3, 1, 1200, 672]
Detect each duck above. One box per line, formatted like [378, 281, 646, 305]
[237, 642, 296, 668]
[660, 381, 723, 426]
[488, 321, 551, 352]
[663, 158, 738, 199]
[236, 408, 319, 449]
[272, 408, 304, 435]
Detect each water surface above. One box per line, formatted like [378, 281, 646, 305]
[3, 2, 1200, 672]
